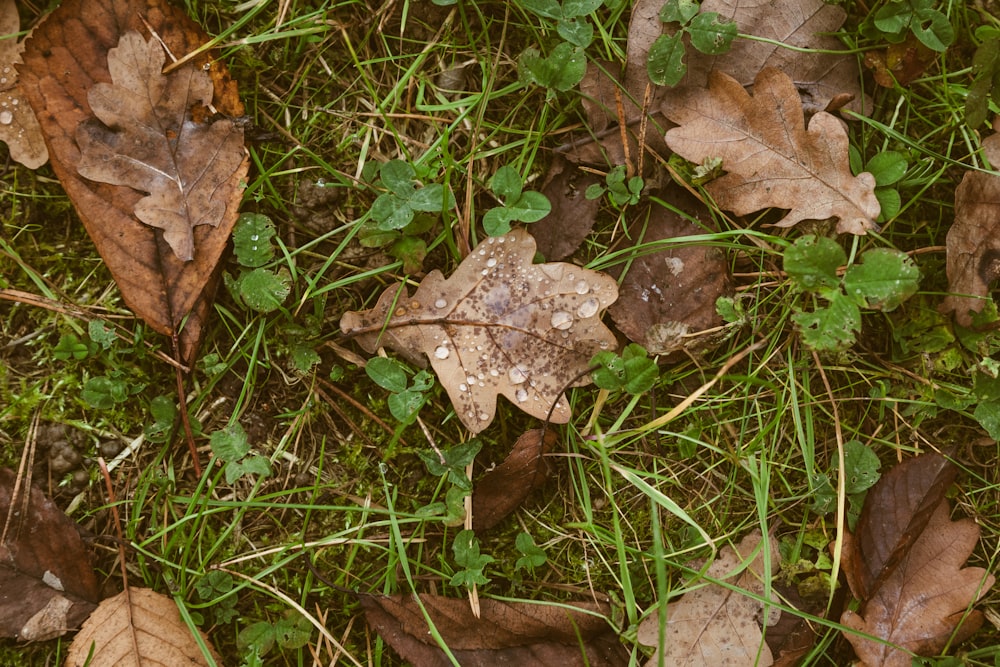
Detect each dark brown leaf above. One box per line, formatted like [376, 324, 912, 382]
[0, 0, 47, 168]
[863, 34, 937, 89]
[531, 156, 603, 260]
[0, 468, 100, 641]
[940, 133, 1000, 326]
[341, 229, 618, 433]
[841, 501, 994, 667]
[359, 593, 628, 667]
[608, 187, 731, 359]
[842, 452, 957, 601]
[18, 0, 248, 364]
[473, 428, 556, 531]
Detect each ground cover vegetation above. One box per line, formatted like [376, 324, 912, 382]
[2, 0, 1000, 664]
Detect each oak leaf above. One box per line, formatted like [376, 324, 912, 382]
[841, 501, 994, 667]
[18, 0, 248, 363]
[358, 593, 628, 666]
[76, 30, 246, 262]
[65, 587, 222, 667]
[340, 229, 618, 433]
[940, 132, 1000, 326]
[637, 530, 780, 666]
[472, 427, 556, 531]
[0, 468, 100, 641]
[663, 68, 880, 235]
[0, 0, 46, 168]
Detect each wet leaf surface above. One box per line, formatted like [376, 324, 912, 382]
[341, 229, 618, 433]
[0, 0, 47, 168]
[0, 468, 100, 641]
[472, 427, 556, 531]
[358, 593, 628, 666]
[941, 132, 1000, 326]
[18, 0, 248, 363]
[66, 587, 222, 666]
[637, 530, 780, 666]
[663, 68, 880, 235]
[608, 187, 731, 358]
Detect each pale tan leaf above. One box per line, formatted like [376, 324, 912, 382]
[75, 30, 246, 261]
[340, 229, 618, 433]
[841, 502, 995, 667]
[0, 0, 47, 169]
[637, 530, 780, 667]
[664, 68, 880, 235]
[65, 588, 221, 667]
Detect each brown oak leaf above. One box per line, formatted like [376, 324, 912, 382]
[472, 427, 556, 531]
[340, 229, 618, 433]
[940, 132, 1000, 326]
[0, 0, 47, 168]
[841, 501, 994, 667]
[75, 30, 245, 262]
[637, 530, 781, 666]
[18, 0, 248, 364]
[359, 593, 628, 666]
[65, 587, 222, 666]
[663, 68, 880, 235]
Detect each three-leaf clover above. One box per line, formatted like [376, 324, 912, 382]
[371, 160, 456, 231]
[648, 0, 737, 86]
[450, 529, 494, 587]
[366, 357, 435, 424]
[483, 166, 551, 236]
[591, 343, 659, 394]
[210, 422, 272, 484]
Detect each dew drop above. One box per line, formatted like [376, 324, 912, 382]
[459, 383, 468, 392]
[515, 388, 528, 403]
[574, 280, 590, 295]
[489, 369, 499, 377]
[576, 297, 600, 319]
[250, 234, 259, 241]
[479, 412, 490, 421]
[550, 310, 573, 330]
[508, 366, 528, 384]
[0, 111, 12, 125]
[467, 375, 477, 385]
[434, 298, 448, 309]
[434, 345, 450, 360]
[0, 78, 6, 85]
[486, 257, 497, 268]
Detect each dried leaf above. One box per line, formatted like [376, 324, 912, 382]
[841, 501, 994, 667]
[340, 229, 618, 433]
[75, 30, 246, 262]
[0, 468, 100, 641]
[472, 427, 556, 531]
[0, 0, 47, 168]
[863, 34, 938, 89]
[531, 156, 603, 260]
[18, 0, 249, 363]
[842, 452, 957, 601]
[65, 587, 222, 666]
[637, 530, 780, 666]
[608, 187, 731, 358]
[359, 593, 628, 666]
[940, 133, 1000, 326]
[663, 68, 880, 235]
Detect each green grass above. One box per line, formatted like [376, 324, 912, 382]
[3, 0, 1000, 665]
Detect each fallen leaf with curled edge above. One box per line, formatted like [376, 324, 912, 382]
[341, 229, 618, 433]
[473, 427, 557, 531]
[663, 68, 880, 235]
[0, 0, 47, 168]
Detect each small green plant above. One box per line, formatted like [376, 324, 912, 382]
[585, 165, 644, 207]
[365, 357, 435, 424]
[236, 612, 312, 667]
[450, 529, 494, 587]
[52, 332, 93, 361]
[417, 440, 482, 526]
[514, 532, 548, 571]
[209, 422, 272, 484]
[966, 25, 1000, 128]
[225, 212, 290, 313]
[849, 149, 908, 222]
[810, 439, 882, 528]
[590, 343, 659, 394]
[193, 570, 238, 626]
[143, 395, 179, 444]
[648, 0, 738, 86]
[370, 160, 456, 231]
[860, 0, 955, 53]
[519, 0, 603, 47]
[516, 0, 602, 92]
[482, 165, 551, 236]
[784, 235, 920, 351]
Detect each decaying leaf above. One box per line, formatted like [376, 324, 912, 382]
[75, 30, 246, 262]
[637, 530, 780, 666]
[842, 452, 957, 601]
[841, 501, 994, 667]
[940, 132, 1000, 326]
[18, 0, 249, 363]
[663, 68, 880, 235]
[0, 468, 100, 641]
[0, 0, 46, 168]
[608, 187, 731, 358]
[473, 427, 556, 531]
[863, 34, 938, 89]
[66, 587, 222, 667]
[358, 593, 628, 666]
[530, 155, 603, 260]
[340, 229, 618, 433]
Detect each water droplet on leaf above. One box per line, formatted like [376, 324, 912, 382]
[550, 310, 573, 330]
